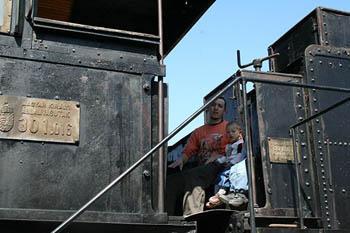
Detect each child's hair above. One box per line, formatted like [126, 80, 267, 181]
[226, 121, 241, 130]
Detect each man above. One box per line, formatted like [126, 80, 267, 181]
[165, 97, 230, 216]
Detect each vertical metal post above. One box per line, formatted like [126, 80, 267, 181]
[291, 128, 304, 228]
[157, 0, 165, 213]
[242, 80, 256, 233]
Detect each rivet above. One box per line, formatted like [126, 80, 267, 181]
[329, 142, 332, 145]
[320, 158, 323, 162]
[326, 212, 329, 216]
[325, 199, 328, 203]
[328, 224, 331, 228]
[329, 188, 333, 192]
[324, 194, 327, 198]
[41, 161, 44, 165]
[43, 56, 46, 59]
[120, 56, 123, 59]
[306, 182, 310, 186]
[298, 104, 302, 109]
[300, 129, 304, 134]
[325, 32, 328, 35]
[323, 182, 326, 185]
[324, 141, 327, 145]
[72, 49, 76, 53]
[304, 168, 309, 173]
[323, 23, 327, 26]
[143, 58, 147, 62]
[19, 160, 23, 163]
[320, 152, 323, 156]
[321, 169, 325, 174]
[325, 41, 329, 45]
[310, 68, 314, 72]
[322, 176, 326, 180]
[344, 143, 348, 146]
[323, 188, 327, 191]
[309, 58, 313, 62]
[296, 92, 301, 96]
[327, 218, 330, 222]
[316, 119, 320, 123]
[307, 196, 311, 200]
[338, 51, 341, 55]
[143, 170, 151, 177]
[342, 189, 346, 193]
[301, 142, 306, 147]
[339, 142, 342, 146]
[315, 109, 318, 112]
[319, 60, 323, 64]
[311, 78, 315, 82]
[334, 142, 337, 145]
[312, 89, 316, 92]
[321, 164, 324, 168]
[329, 62, 332, 66]
[317, 130, 320, 134]
[0, 91, 2, 95]
[298, 117, 303, 121]
[76, 102, 80, 108]
[318, 140, 322, 144]
[54, 96, 59, 100]
[21, 140, 24, 144]
[42, 142, 44, 145]
[78, 60, 82, 64]
[303, 156, 307, 160]
[319, 146, 322, 150]
[327, 49, 331, 53]
[309, 51, 312, 55]
[97, 53, 100, 56]
[325, 206, 329, 210]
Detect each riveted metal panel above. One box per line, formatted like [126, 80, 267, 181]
[239, 71, 306, 212]
[0, 56, 155, 222]
[304, 45, 350, 230]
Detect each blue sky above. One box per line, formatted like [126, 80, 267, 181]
[165, 1, 350, 145]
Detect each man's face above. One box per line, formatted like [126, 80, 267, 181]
[208, 98, 226, 121]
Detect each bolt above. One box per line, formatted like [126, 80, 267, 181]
[143, 83, 150, 92]
[143, 170, 151, 177]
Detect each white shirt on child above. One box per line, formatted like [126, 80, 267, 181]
[217, 139, 244, 165]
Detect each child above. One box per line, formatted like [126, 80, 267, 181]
[206, 121, 248, 208]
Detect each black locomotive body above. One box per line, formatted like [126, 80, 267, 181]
[0, 1, 349, 233]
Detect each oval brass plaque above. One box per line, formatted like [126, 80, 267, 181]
[0, 95, 80, 143]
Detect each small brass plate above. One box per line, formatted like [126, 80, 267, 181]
[0, 95, 80, 143]
[268, 137, 296, 163]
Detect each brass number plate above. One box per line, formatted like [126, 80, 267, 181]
[0, 95, 80, 143]
[268, 137, 296, 163]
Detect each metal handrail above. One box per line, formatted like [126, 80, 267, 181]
[51, 75, 242, 233]
[51, 73, 350, 233]
[289, 96, 350, 229]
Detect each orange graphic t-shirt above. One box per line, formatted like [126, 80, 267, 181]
[183, 120, 229, 165]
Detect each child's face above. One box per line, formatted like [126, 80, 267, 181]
[226, 125, 241, 143]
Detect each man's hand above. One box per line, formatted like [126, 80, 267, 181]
[204, 154, 223, 165]
[168, 154, 189, 171]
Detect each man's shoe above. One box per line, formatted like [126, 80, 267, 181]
[228, 193, 248, 207]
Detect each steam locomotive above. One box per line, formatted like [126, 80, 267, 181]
[0, 1, 349, 233]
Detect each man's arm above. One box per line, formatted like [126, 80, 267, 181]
[168, 153, 190, 170]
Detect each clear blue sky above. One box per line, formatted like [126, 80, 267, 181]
[165, 1, 350, 145]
